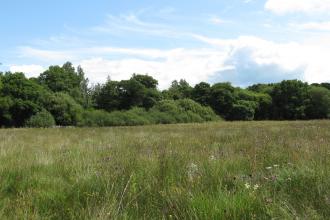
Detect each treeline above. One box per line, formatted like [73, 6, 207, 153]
[0, 62, 329, 127]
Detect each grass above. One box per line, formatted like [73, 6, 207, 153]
[0, 121, 329, 219]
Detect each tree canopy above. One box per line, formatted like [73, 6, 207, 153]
[0, 62, 329, 127]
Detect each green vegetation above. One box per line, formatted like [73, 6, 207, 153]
[0, 121, 329, 219]
[1, 62, 330, 128]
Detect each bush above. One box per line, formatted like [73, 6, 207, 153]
[228, 100, 256, 121]
[151, 99, 219, 123]
[25, 110, 55, 128]
[44, 93, 83, 126]
[79, 108, 151, 127]
[79, 99, 219, 127]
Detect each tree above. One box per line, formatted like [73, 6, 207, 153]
[117, 79, 146, 109]
[43, 93, 83, 126]
[209, 82, 236, 119]
[228, 101, 256, 121]
[142, 89, 162, 109]
[95, 80, 121, 111]
[0, 72, 47, 127]
[306, 86, 330, 119]
[192, 82, 211, 106]
[1, 72, 47, 103]
[131, 74, 158, 89]
[0, 96, 14, 127]
[163, 79, 192, 100]
[25, 109, 56, 128]
[311, 83, 330, 91]
[271, 80, 310, 120]
[38, 62, 88, 106]
[10, 99, 40, 127]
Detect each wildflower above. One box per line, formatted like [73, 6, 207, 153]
[245, 183, 251, 189]
[209, 155, 216, 161]
[253, 184, 260, 190]
[266, 166, 272, 170]
[273, 164, 279, 168]
[187, 163, 199, 182]
[265, 198, 273, 204]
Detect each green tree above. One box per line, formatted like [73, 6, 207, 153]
[25, 109, 56, 128]
[192, 82, 211, 106]
[43, 93, 83, 126]
[163, 79, 192, 100]
[38, 62, 89, 106]
[2, 72, 47, 103]
[0, 96, 14, 127]
[131, 74, 158, 89]
[117, 79, 146, 109]
[271, 80, 310, 120]
[306, 86, 330, 119]
[228, 100, 256, 121]
[209, 82, 236, 119]
[95, 80, 120, 111]
[10, 99, 40, 127]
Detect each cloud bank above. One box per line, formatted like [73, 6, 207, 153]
[13, 35, 330, 89]
[265, 0, 330, 14]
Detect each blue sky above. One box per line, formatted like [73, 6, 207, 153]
[1, 0, 330, 88]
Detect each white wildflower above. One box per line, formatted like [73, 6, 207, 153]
[245, 183, 251, 189]
[273, 164, 279, 168]
[253, 184, 260, 190]
[187, 163, 199, 182]
[209, 155, 216, 161]
[266, 166, 272, 170]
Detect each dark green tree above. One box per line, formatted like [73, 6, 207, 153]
[131, 74, 158, 89]
[38, 62, 89, 106]
[192, 82, 211, 106]
[43, 93, 83, 126]
[306, 86, 330, 119]
[228, 100, 256, 121]
[163, 79, 192, 100]
[271, 80, 310, 120]
[209, 82, 236, 119]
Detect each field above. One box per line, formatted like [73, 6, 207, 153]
[0, 121, 329, 219]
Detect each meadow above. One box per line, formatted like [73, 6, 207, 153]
[0, 121, 329, 219]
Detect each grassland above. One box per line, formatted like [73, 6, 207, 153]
[0, 121, 329, 219]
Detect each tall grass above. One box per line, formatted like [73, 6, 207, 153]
[0, 121, 329, 219]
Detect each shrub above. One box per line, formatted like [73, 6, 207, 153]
[25, 110, 55, 128]
[79, 99, 219, 127]
[44, 93, 83, 126]
[229, 101, 256, 121]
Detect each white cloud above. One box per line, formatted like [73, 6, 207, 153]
[91, 13, 189, 38]
[79, 48, 229, 89]
[291, 21, 330, 31]
[265, 0, 330, 14]
[196, 35, 330, 85]
[15, 36, 330, 88]
[19, 47, 75, 62]
[209, 16, 226, 25]
[10, 64, 45, 78]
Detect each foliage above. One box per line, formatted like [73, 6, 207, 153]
[271, 80, 310, 120]
[0, 62, 330, 127]
[228, 100, 257, 121]
[163, 79, 193, 100]
[80, 99, 219, 127]
[25, 110, 56, 128]
[306, 86, 330, 119]
[43, 93, 83, 126]
[209, 82, 236, 119]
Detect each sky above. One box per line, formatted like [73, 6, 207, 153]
[1, 0, 330, 88]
